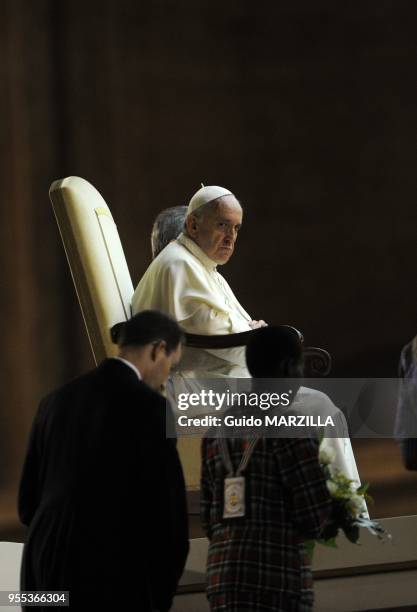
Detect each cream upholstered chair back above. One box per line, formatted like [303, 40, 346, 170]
[50, 177, 134, 364]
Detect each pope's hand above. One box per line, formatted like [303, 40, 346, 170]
[249, 320, 268, 329]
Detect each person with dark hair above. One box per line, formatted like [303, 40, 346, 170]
[201, 325, 332, 611]
[245, 325, 304, 379]
[113, 308, 184, 347]
[18, 310, 188, 612]
[151, 205, 187, 259]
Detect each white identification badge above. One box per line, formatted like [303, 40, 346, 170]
[223, 476, 246, 518]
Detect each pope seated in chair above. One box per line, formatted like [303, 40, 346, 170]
[133, 185, 267, 383]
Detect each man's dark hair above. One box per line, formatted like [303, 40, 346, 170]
[151, 206, 188, 259]
[110, 310, 184, 354]
[246, 325, 303, 378]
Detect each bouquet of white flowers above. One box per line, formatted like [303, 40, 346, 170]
[305, 442, 391, 558]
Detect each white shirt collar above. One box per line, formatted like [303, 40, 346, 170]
[177, 233, 217, 271]
[113, 357, 142, 381]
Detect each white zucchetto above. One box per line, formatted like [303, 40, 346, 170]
[187, 185, 233, 214]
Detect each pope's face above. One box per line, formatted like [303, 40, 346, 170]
[191, 196, 243, 264]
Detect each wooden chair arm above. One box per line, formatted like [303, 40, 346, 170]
[184, 330, 255, 349]
[184, 329, 332, 377]
[184, 324, 303, 348]
[303, 347, 332, 377]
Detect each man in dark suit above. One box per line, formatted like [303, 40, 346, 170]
[18, 310, 189, 611]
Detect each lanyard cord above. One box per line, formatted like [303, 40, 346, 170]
[219, 437, 259, 477]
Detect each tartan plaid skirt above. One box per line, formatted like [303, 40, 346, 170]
[208, 591, 313, 612]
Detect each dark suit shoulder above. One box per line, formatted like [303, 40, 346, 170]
[35, 359, 170, 448]
[40, 359, 164, 404]
[96, 359, 165, 401]
[40, 365, 100, 402]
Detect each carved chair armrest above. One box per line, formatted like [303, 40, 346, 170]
[184, 330, 255, 349]
[302, 347, 332, 377]
[184, 328, 332, 377]
[184, 325, 302, 348]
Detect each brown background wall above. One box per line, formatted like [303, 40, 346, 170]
[1, 0, 417, 535]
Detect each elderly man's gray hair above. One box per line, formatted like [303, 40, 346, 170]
[151, 206, 188, 259]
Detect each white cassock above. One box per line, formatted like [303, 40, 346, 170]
[132, 232, 365, 506]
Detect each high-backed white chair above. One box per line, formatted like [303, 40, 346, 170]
[50, 176, 134, 363]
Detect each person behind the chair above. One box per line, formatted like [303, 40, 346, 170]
[201, 326, 332, 612]
[151, 205, 187, 259]
[18, 310, 189, 612]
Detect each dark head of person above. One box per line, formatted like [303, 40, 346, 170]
[246, 325, 304, 398]
[111, 310, 183, 350]
[110, 310, 184, 391]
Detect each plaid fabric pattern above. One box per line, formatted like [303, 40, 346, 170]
[201, 437, 331, 606]
[209, 590, 313, 611]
